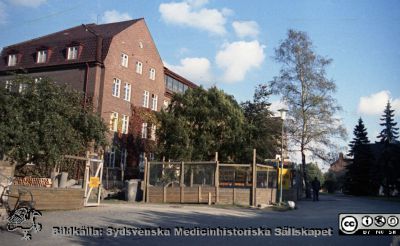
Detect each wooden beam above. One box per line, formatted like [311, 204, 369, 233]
[252, 149, 256, 206]
[215, 152, 219, 204]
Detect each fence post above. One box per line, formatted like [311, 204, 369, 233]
[252, 149, 256, 206]
[143, 157, 149, 203]
[180, 161, 184, 203]
[215, 152, 219, 204]
[163, 186, 167, 203]
[198, 186, 202, 203]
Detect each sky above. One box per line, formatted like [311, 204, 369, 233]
[0, 0, 399, 168]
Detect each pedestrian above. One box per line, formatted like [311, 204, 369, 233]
[311, 177, 321, 201]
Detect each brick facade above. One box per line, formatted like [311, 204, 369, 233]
[0, 19, 197, 179]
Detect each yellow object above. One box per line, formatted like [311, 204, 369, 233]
[89, 177, 100, 188]
[278, 168, 291, 190]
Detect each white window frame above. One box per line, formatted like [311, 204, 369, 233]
[8, 54, 17, 66]
[110, 112, 118, 132]
[136, 61, 143, 74]
[123, 83, 131, 102]
[151, 94, 158, 111]
[149, 68, 156, 80]
[108, 148, 116, 168]
[112, 78, 121, 97]
[5, 80, 12, 91]
[143, 90, 149, 108]
[121, 53, 129, 67]
[150, 125, 156, 140]
[67, 46, 78, 60]
[163, 100, 169, 109]
[19, 83, 27, 93]
[141, 123, 148, 139]
[121, 114, 129, 134]
[37, 50, 48, 63]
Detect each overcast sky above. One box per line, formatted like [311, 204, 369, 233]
[1, 0, 399, 168]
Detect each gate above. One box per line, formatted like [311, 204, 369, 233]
[83, 153, 104, 207]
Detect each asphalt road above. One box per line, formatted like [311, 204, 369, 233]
[1, 194, 399, 246]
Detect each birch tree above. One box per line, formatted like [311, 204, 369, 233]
[270, 30, 346, 197]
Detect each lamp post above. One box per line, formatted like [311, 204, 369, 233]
[278, 108, 288, 205]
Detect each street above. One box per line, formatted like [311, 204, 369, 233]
[1, 194, 399, 246]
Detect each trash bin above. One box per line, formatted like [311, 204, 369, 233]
[125, 179, 141, 202]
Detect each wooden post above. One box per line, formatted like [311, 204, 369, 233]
[97, 154, 104, 205]
[215, 152, 219, 204]
[252, 149, 256, 206]
[163, 186, 167, 203]
[198, 186, 202, 203]
[208, 192, 211, 205]
[180, 161, 184, 203]
[190, 167, 194, 187]
[233, 188, 236, 205]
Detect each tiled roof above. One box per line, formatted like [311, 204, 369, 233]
[0, 19, 142, 71]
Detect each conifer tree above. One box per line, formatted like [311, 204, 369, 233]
[344, 118, 376, 195]
[375, 101, 400, 196]
[377, 101, 399, 143]
[348, 118, 369, 157]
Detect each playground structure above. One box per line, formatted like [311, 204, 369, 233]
[143, 150, 298, 206]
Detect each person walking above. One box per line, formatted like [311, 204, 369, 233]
[311, 177, 321, 201]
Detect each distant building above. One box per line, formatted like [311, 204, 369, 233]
[329, 152, 352, 177]
[0, 19, 197, 180]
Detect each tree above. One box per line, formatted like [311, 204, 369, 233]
[343, 118, 375, 195]
[0, 75, 108, 176]
[323, 171, 337, 193]
[305, 163, 324, 185]
[377, 101, 399, 143]
[269, 29, 346, 198]
[240, 84, 280, 162]
[157, 86, 245, 162]
[348, 118, 369, 157]
[376, 101, 400, 196]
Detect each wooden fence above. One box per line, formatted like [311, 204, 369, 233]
[143, 150, 280, 206]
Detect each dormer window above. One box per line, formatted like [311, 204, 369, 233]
[7, 54, 17, 66]
[37, 50, 48, 63]
[67, 46, 78, 60]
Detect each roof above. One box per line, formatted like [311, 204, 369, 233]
[0, 19, 142, 71]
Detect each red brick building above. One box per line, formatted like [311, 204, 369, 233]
[0, 19, 196, 179]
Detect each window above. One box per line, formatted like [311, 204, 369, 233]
[5, 81, 12, 91]
[19, 83, 27, 93]
[163, 100, 169, 109]
[107, 148, 115, 168]
[110, 112, 118, 132]
[112, 78, 121, 97]
[149, 152, 155, 161]
[139, 152, 145, 172]
[8, 54, 17, 66]
[136, 61, 143, 74]
[123, 83, 131, 102]
[149, 68, 156, 80]
[151, 94, 158, 111]
[150, 125, 156, 140]
[37, 50, 48, 63]
[139, 42, 143, 49]
[121, 53, 129, 67]
[143, 90, 149, 108]
[121, 115, 129, 134]
[67, 46, 78, 60]
[141, 123, 148, 139]
[120, 148, 127, 169]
